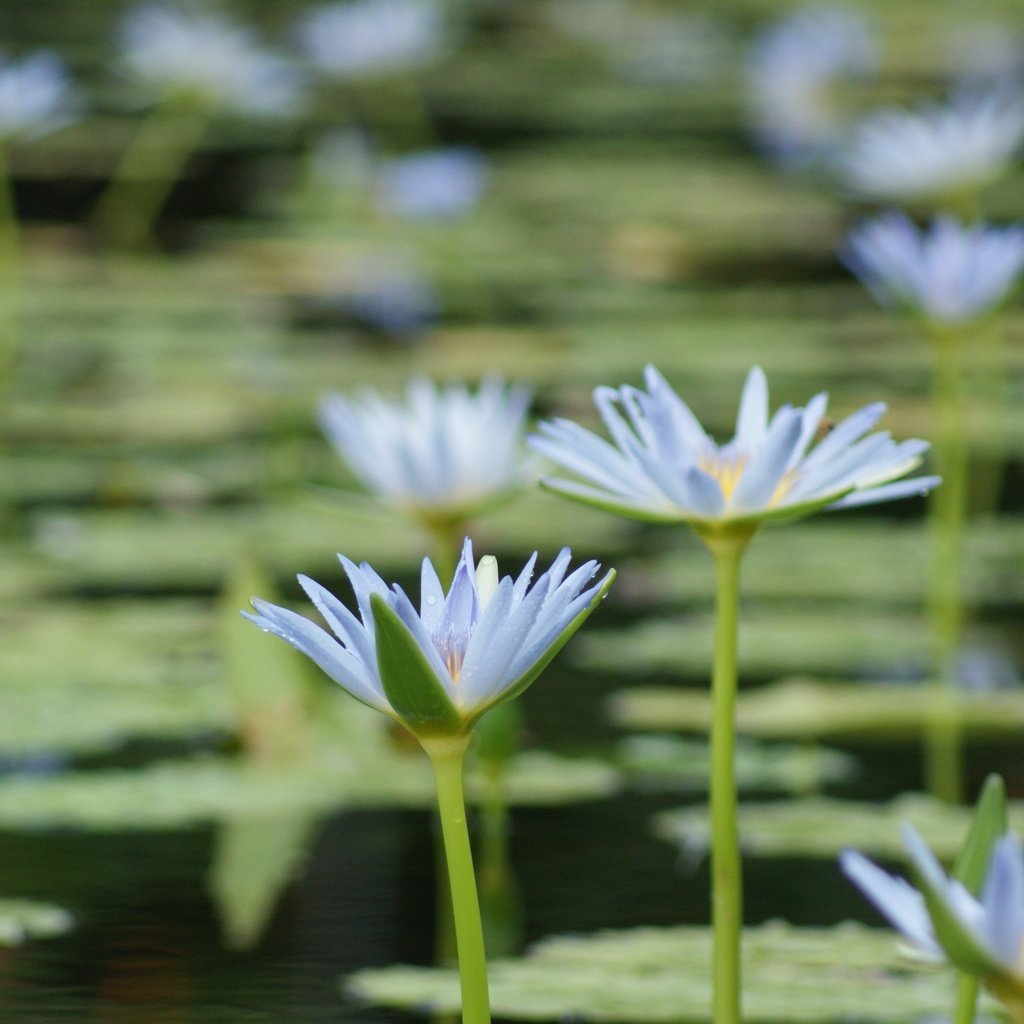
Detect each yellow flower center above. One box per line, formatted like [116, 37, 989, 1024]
[699, 453, 747, 501]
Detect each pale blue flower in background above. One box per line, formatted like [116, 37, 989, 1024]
[530, 366, 938, 529]
[320, 377, 532, 518]
[843, 214, 1024, 325]
[120, 2, 303, 116]
[375, 147, 487, 219]
[841, 826, 1024, 985]
[839, 89, 1024, 204]
[298, 0, 446, 80]
[0, 51, 78, 141]
[244, 539, 615, 737]
[747, 6, 875, 167]
[339, 256, 440, 337]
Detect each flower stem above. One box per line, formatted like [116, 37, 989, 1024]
[954, 972, 979, 1024]
[427, 739, 491, 1024]
[701, 529, 753, 1024]
[0, 141, 21, 536]
[925, 326, 968, 803]
[92, 92, 212, 251]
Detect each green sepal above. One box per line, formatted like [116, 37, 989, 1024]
[907, 852, 1001, 978]
[371, 594, 463, 739]
[466, 569, 617, 727]
[953, 774, 1007, 895]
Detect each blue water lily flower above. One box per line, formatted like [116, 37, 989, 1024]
[298, 0, 446, 80]
[375, 147, 487, 220]
[843, 213, 1024, 326]
[320, 377, 533, 521]
[842, 826, 1024, 997]
[244, 540, 615, 739]
[839, 89, 1024, 204]
[530, 366, 938, 534]
[121, 2, 303, 117]
[0, 51, 78, 141]
[747, 6, 876, 167]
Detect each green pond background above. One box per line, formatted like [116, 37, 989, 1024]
[4, 0, 1024, 1021]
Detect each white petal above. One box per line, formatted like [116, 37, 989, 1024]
[734, 366, 769, 448]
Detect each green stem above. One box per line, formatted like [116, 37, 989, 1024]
[954, 973, 979, 1024]
[925, 326, 968, 803]
[93, 92, 213, 251]
[701, 529, 753, 1024]
[966, 320, 1006, 517]
[423, 516, 466, 586]
[427, 739, 491, 1024]
[0, 141, 21, 535]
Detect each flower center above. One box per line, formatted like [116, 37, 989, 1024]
[699, 451, 747, 501]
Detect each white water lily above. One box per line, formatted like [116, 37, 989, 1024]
[120, 2, 302, 116]
[842, 826, 1024, 992]
[839, 89, 1024, 205]
[0, 51, 78, 141]
[244, 540, 615, 738]
[843, 213, 1024, 325]
[530, 366, 938, 534]
[320, 378, 532, 521]
[298, 0, 446, 80]
[747, 6, 875, 166]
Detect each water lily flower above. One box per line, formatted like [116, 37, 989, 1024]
[375, 147, 487, 219]
[530, 365, 938, 538]
[746, 6, 875, 166]
[842, 213, 1024, 326]
[320, 377, 532, 524]
[841, 826, 1024, 1005]
[244, 540, 615, 740]
[120, 1, 302, 117]
[0, 51, 78, 141]
[839, 89, 1024, 206]
[298, 0, 446, 80]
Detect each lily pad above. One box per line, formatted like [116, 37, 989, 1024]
[617, 735, 856, 795]
[654, 793, 1024, 861]
[348, 920, 979, 1022]
[608, 677, 1024, 743]
[0, 746, 620, 831]
[581, 611, 930, 680]
[0, 900, 75, 946]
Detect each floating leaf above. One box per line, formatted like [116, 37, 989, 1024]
[655, 794, 1024, 861]
[348, 921, 986, 1022]
[616, 735, 856, 795]
[610, 677, 1024, 743]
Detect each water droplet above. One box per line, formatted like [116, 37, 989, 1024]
[425, 594, 437, 606]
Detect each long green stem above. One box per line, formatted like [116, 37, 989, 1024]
[702, 529, 752, 1024]
[0, 141, 21, 535]
[954, 972, 979, 1024]
[93, 92, 212, 251]
[427, 739, 491, 1024]
[925, 327, 968, 803]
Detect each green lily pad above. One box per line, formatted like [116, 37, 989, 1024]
[609, 677, 1024, 743]
[0, 745, 619, 832]
[617, 735, 857, 795]
[348, 920, 981, 1022]
[581, 611, 930, 680]
[654, 794, 1024, 861]
[0, 900, 75, 946]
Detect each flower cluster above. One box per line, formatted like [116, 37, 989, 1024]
[530, 366, 937, 533]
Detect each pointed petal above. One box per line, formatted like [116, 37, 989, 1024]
[734, 366, 769, 448]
